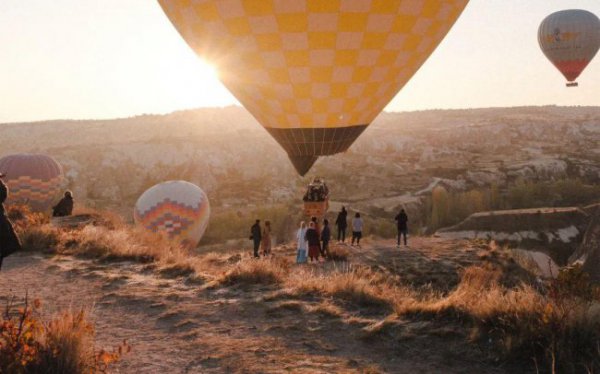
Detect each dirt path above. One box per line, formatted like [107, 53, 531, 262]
[0, 238, 509, 373]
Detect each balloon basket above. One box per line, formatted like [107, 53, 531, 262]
[566, 82, 579, 87]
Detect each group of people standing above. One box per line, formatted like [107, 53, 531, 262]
[250, 205, 409, 263]
[250, 219, 272, 258]
[295, 216, 331, 263]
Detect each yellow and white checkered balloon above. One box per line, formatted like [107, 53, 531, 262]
[159, 0, 468, 175]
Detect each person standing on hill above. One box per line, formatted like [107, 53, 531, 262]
[395, 209, 409, 247]
[351, 212, 363, 247]
[0, 173, 22, 271]
[305, 221, 320, 262]
[261, 220, 272, 256]
[52, 190, 74, 217]
[335, 206, 348, 243]
[250, 219, 262, 258]
[321, 219, 331, 259]
[295, 221, 308, 264]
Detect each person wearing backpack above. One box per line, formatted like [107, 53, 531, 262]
[0, 173, 22, 270]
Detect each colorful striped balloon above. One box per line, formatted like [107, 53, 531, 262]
[134, 181, 210, 248]
[158, 0, 469, 175]
[0, 154, 64, 212]
[538, 9, 600, 86]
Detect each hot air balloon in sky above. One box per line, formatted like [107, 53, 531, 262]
[0, 154, 64, 212]
[538, 9, 600, 87]
[158, 0, 469, 175]
[134, 180, 210, 248]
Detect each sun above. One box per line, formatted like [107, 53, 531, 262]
[164, 52, 237, 108]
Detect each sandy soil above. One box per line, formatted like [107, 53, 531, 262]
[0, 237, 511, 373]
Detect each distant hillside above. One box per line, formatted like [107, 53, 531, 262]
[1, 105, 599, 241]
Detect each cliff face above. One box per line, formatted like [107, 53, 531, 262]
[572, 206, 600, 282]
[436, 207, 590, 265]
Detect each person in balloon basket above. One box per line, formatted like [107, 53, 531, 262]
[296, 221, 308, 264]
[261, 220, 272, 256]
[0, 173, 22, 271]
[351, 212, 363, 247]
[335, 207, 348, 243]
[305, 221, 320, 263]
[320, 219, 331, 259]
[52, 190, 74, 217]
[395, 209, 409, 247]
[250, 219, 262, 258]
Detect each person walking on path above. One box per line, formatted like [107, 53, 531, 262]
[335, 207, 348, 243]
[305, 222, 320, 262]
[52, 190, 74, 217]
[351, 212, 363, 247]
[261, 220, 272, 256]
[395, 209, 409, 247]
[0, 173, 22, 271]
[250, 219, 262, 258]
[321, 219, 331, 259]
[296, 221, 308, 264]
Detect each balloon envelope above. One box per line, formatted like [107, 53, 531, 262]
[538, 9, 600, 84]
[0, 154, 64, 212]
[134, 181, 210, 247]
[158, 0, 469, 175]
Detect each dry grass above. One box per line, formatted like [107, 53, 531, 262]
[20, 224, 61, 253]
[0, 297, 127, 373]
[397, 265, 600, 372]
[11, 205, 600, 371]
[218, 257, 289, 286]
[327, 245, 350, 261]
[286, 268, 404, 312]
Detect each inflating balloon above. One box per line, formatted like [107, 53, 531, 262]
[0, 154, 64, 212]
[134, 181, 210, 248]
[538, 9, 600, 87]
[158, 0, 469, 175]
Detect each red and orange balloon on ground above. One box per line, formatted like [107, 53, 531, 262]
[0, 154, 64, 212]
[158, 0, 469, 175]
[538, 9, 600, 87]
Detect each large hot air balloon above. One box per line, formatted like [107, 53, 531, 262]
[0, 154, 64, 212]
[134, 181, 210, 248]
[538, 9, 600, 87]
[158, 1, 469, 175]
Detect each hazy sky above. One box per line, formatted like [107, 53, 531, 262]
[1, 0, 600, 123]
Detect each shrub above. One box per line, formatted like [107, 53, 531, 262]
[6, 204, 48, 234]
[0, 296, 128, 373]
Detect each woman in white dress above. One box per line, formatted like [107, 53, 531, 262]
[296, 221, 308, 264]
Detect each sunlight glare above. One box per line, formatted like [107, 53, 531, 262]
[161, 50, 237, 109]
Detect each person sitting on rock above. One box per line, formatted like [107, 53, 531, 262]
[52, 190, 74, 217]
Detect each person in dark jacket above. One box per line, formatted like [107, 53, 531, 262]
[250, 219, 262, 258]
[305, 222, 320, 262]
[0, 174, 7, 215]
[395, 209, 408, 247]
[52, 190, 74, 217]
[320, 219, 331, 258]
[0, 173, 22, 270]
[335, 206, 348, 243]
